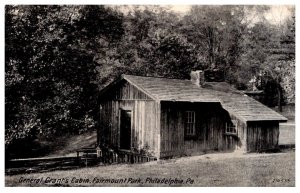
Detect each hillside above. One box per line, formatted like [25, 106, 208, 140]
[44, 130, 97, 157]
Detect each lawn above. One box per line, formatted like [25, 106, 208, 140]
[5, 150, 295, 187]
[279, 123, 295, 145]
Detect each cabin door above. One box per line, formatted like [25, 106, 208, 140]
[120, 110, 132, 150]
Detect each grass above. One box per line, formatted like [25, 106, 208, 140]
[50, 130, 97, 157]
[39, 130, 97, 157]
[279, 124, 295, 145]
[6, 150, 295, 187]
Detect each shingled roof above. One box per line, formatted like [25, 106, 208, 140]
[121, 75, 287, 123]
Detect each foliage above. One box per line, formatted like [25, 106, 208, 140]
[5, 5, 125, 158]
[179, 5, 247, 83]
[240, 7, 295, 109]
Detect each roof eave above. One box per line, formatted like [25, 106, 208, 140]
[246, 118, 288, 123]
[122, 75, 159, 102]
[159, 99, 220, 103]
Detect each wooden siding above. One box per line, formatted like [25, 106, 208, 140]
[100, 80, 153, 101]
[235, 119, 247, 152]
[246, 121, 279, 152]
[99, 100, 159, 156]
[160, 102, 240, 158]
[98, 79, 159, 157]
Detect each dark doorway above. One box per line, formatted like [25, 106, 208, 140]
[120, 110, 132, 150]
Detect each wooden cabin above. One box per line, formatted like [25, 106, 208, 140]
[97, 71, 287, 159]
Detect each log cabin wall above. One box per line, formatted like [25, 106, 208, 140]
[98, 80, 159, 157]
[246, 121, 279, 152]
[160, 101, 239, 158]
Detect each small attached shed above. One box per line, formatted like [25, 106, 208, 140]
[98, 72, 287, 159]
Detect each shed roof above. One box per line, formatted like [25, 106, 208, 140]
[121, 74, 287, 123]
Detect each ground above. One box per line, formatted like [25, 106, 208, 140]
[5, 150, 295, 187]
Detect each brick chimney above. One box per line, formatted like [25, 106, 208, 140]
[190, 70, 205, 86]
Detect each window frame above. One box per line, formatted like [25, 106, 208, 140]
[225, 119, 238, 136]
[185, 111, 196, 138]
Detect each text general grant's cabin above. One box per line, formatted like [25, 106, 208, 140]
[97, 70, 287, 159]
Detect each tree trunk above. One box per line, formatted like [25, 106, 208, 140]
[277, 85, 282, 112]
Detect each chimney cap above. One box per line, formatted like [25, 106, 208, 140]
[190, 70, 205, 86]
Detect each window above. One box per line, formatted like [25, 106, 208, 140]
[225, 120, 237, 135]
[185, 111, 196, 136]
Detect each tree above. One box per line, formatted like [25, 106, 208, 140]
[5, 5, 125, 158]
[240, 7, 295, 110]
[95, 6, 199, 86]
[140, 29, 200, 78]
[179, 5, 246, 83]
